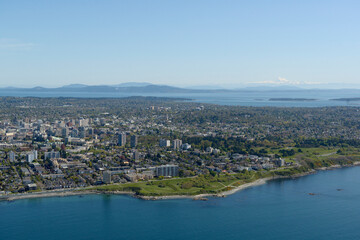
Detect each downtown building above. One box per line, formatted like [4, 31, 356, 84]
[130, 135, 137, 148]
[118, 133, 126, 146]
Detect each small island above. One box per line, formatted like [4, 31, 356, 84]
[331, 98, 360, 102]
[269, 98, 317, 101]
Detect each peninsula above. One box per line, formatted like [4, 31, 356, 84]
[1, 97, 360, 201]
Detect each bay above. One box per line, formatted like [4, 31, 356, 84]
[0, 89, 359, 107]
[1, 166, 360, 240]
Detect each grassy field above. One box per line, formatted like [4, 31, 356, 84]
[92, 171, 270, 196]
[91, 147, 360, 197]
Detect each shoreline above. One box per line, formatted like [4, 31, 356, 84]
[1, 163, 359, 202]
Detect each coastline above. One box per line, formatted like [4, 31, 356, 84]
[1, 163, 359, 202]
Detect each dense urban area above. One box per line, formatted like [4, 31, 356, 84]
[0, 96, 360, 196]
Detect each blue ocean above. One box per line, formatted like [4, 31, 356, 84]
[1, 166, 360, 240]
[0, 89, 359, 107]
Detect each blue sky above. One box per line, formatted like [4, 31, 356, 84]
[1, 0, 359, 88]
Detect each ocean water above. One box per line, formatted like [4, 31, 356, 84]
[1, 166, 360, 240]
[0, 89, 359, 107]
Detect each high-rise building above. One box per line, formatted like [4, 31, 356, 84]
[173, 139, 182, 150]
[61, 127, 69, 138]
[78, 126, 86, 138]
[88, 127, 94, 136]
[130, 135, 137, 148]
[8, 151, 15, 162]
[133, 150, 139, 161]
[26, 150, 38, 163]
[155, 165, 179, 177]
[44, 150, 60, 160]
[70, 129, 79, 138]
[118, 133, 126, 146]
[33, 150, 38, 159]
[103, 171, 112, 184]
[78, 118, 89, 127]
[159, 139, 170, 147]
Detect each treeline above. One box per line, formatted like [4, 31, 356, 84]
[182, 136, 360, 155]
[182, 136, 278, 156]
[295, 138, 360, 148]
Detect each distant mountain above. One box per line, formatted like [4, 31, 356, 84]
[3, 83, 200, 93]
[2, 82, 360, 95]
[60, 82, 153, 89]
[112, 82, 152, 88]
[32, 86, 46, 90]
[61, 84, 88, 88]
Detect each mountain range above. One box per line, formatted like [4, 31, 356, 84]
[1, 82, 360, 94]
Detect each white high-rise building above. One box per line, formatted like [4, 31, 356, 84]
[159, 139, 170, 147]
[173, 139, 182, 150]
[26, 150, 38, 163]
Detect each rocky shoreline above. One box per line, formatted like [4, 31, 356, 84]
[1, 163, 359, 202]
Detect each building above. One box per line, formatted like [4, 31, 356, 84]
[61, 127, 69, 138]
[274, 158, 285, 167]
[44, 150, 60, 160]
[125, 171, 154, 182]
[181, 143, 191, 150]
[173, 139, 182, 150]
[124, 173, 138, 182]
[33, 150, 38, 159]
[103, 171, 112, 184]
[88, 127, 94, 135]
[8, 151, 15, 162]
[65, 137, 86, 146]
[130, 135, 137, 148]
[159, 139, 170, 147]
[70, 129, 79, 137]
[78, 126, 86, 138]
[26, 183, 37, 191]
[78, 118, 89, 127]
[155, 164, 179, 177]
[213, 149, 220, 154]
[133, 150, 139, 161]
[26, 150, 38, 163]
[26, 153, 35, 163]
[118, 133, 126, 146]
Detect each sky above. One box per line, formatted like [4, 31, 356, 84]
[1, 0, 360, 88]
